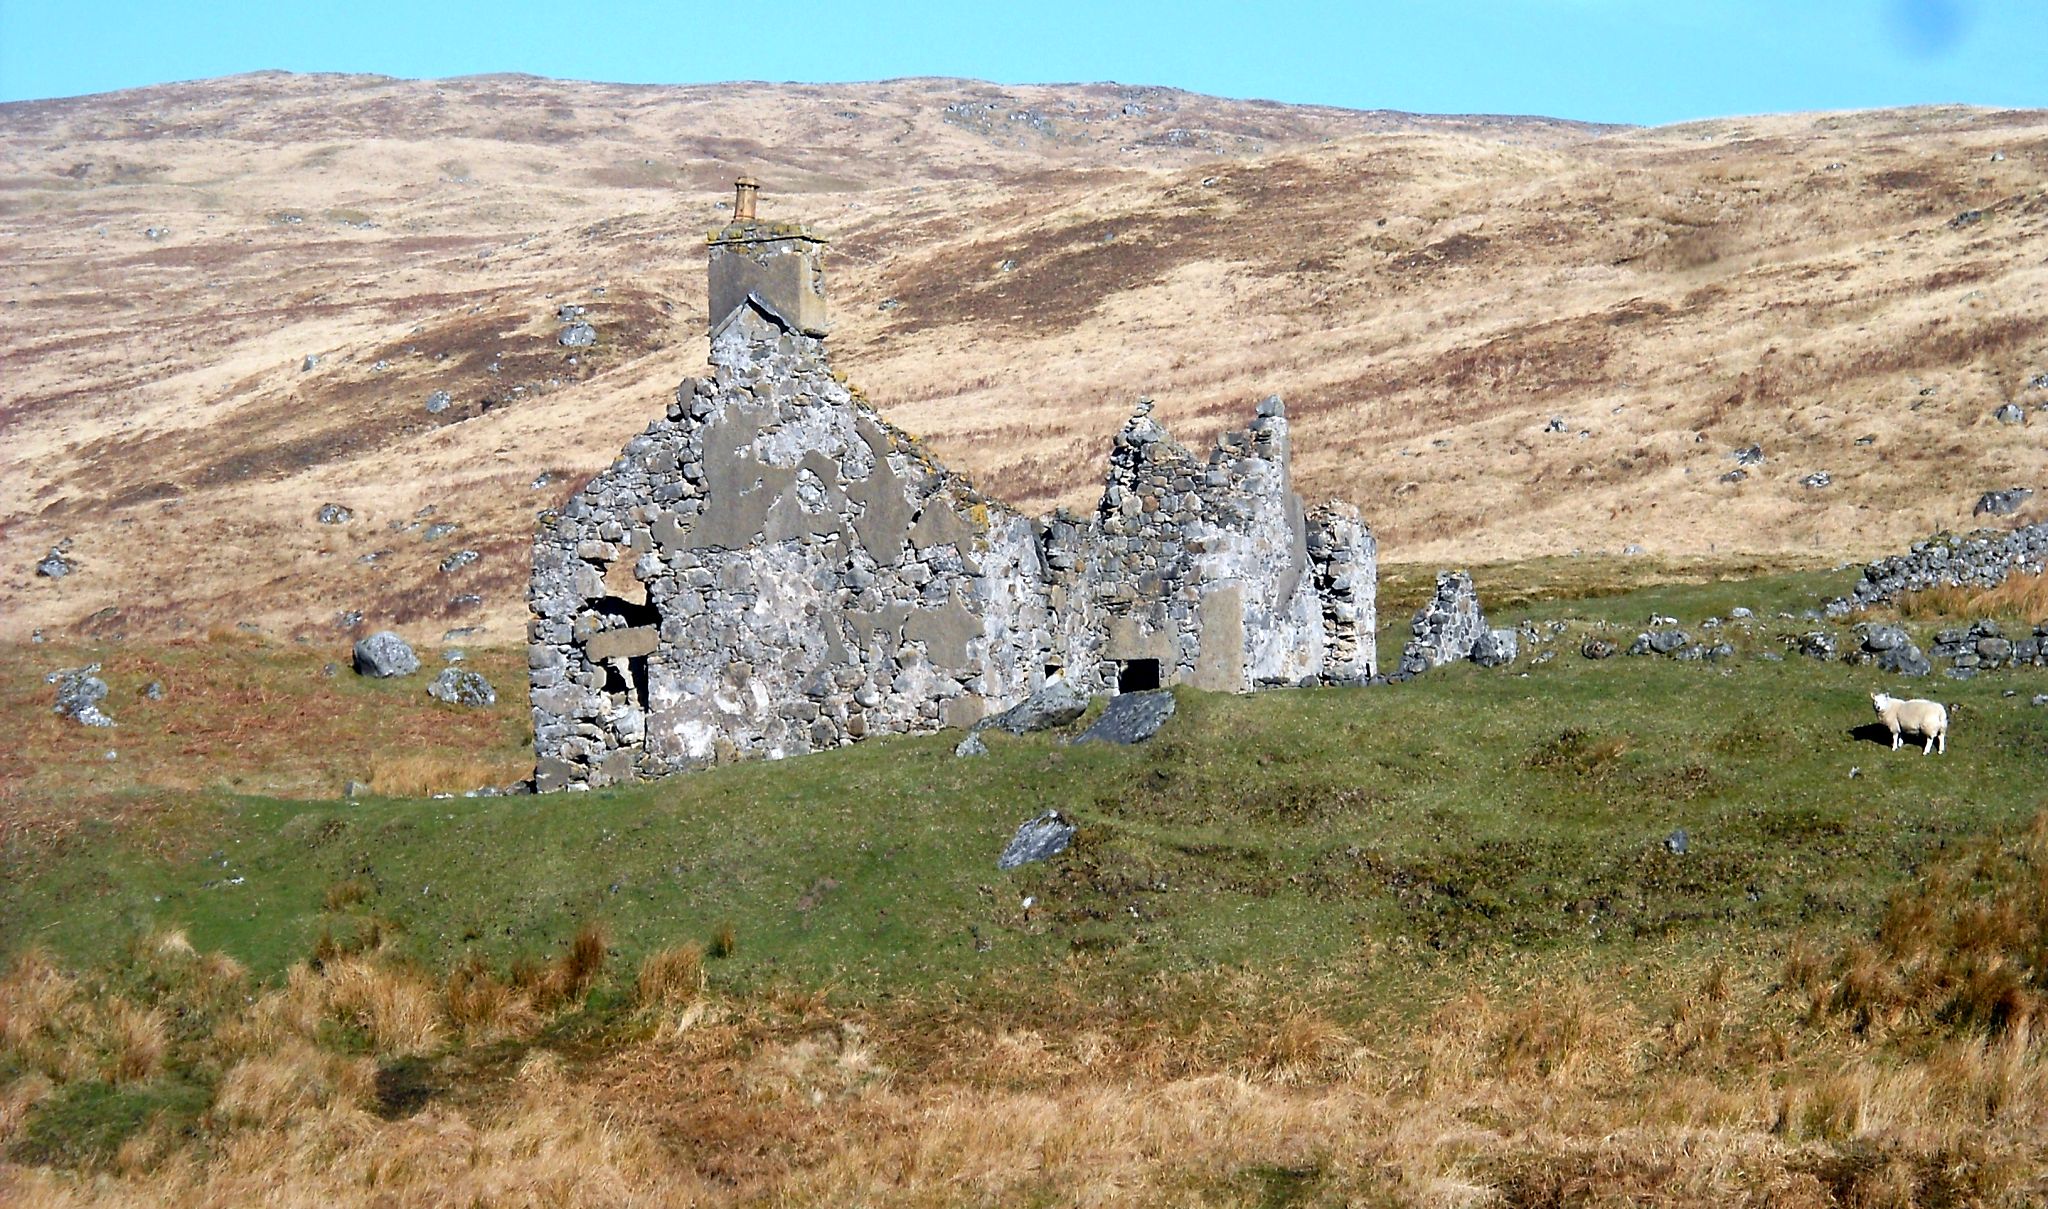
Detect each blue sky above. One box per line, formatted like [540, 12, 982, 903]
[0, 1, 2040, 124]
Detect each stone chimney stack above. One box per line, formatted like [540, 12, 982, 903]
[706, 177, 830, 336]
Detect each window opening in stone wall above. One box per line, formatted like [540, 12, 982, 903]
[1116, 659, 1162, 693]
[592, 594, 659, 630]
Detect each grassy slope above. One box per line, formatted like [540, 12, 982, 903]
[8, 568, 2045, 1012]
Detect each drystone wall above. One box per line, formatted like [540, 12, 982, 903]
[1838, 522, 2048, 611]
[530, 303, 1378, 791]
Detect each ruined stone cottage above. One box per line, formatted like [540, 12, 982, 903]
[527, 183, 1378, 791]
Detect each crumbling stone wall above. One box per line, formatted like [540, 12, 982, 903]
[529, 210, 1379, 791]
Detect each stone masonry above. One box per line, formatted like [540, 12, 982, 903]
[528, 186, 1377, 791]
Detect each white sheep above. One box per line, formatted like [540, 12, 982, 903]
[1871, 691, 1948, 755]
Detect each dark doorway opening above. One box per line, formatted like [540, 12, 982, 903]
[1116, 658, 1162, 693]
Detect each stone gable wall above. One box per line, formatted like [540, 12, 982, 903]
[529, 302, 1378, 791]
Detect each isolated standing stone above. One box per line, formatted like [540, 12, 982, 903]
[427, 667, 496, 707]
[352, 631, 419, 678]
[47, 664, 114, 727]
[1074, 690, 1175, 745]
[998, 810, 1076, 870]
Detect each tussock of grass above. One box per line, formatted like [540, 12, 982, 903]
[1896, 569, 2048, 626]
[365, 752, 513, 798]
[635, 943, 705, 1011]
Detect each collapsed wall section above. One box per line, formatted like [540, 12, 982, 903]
[1069, 395, 1372, 693]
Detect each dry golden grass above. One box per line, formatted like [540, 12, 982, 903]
[322, 958, 443, 1057]
[634, 943, 705, 1012]
[3, 77, 2045, 645]
[365, 752, 519, 798]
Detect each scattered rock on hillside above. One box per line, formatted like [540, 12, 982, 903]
[301, 354, 319, 372]
[1580, 637, 1617, 660]
[427, 667, 496, 707]
[141, 680, 165, 700]
[1732, 444, 1764, 466]
[954, 731, 988, 758]
[998, 810, 1075, 870]
[438, 549, 479, 574]
[1974, 487, 2033, 517]
[352, 630, 419, 678]
[1400, 570, 1487, 675]
[422, 522, 459, 541]
[1994, 403, 2025, 424]
[425, 390, 452, 414]
[556, 303, 585, 321]
[1800, 471, 1832, 489]
[47, 664, 114, 727]
[316, 503, 353, 525]
[1074, 690, 1175, 745]
[1628, 629, 1690, 656]
[1790, 631, 1837, 661]
[1719, 469, 1747, 484]
[558, 322, 597, 348]
[34, 541, 73, 578]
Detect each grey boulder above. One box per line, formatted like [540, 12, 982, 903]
[558, 322, 597, 348]
[1470, 627, 1520, 667]
[1974, 488, 2033, 517]
[1074, 690, 1175, 745]
[352, 630, 419, 678]
[998, 810, 1077, 870]
[1876, 644, 1932, 677]
[976, 681, 1091, 737]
